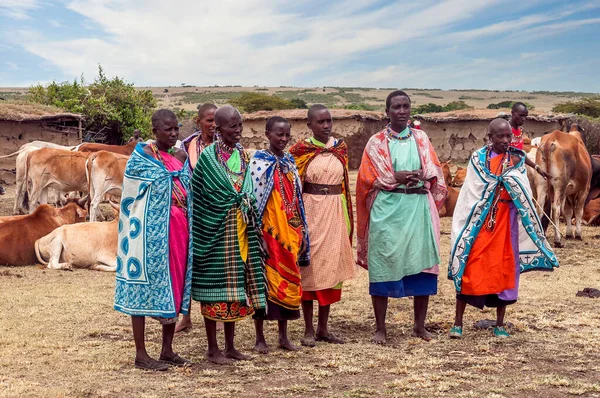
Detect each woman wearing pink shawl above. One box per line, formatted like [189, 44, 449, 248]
[356, 91, 447, 344]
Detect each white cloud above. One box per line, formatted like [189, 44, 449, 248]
[0, 0, 40, 19]
[14, 0, 503, 86]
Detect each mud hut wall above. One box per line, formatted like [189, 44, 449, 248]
[0, 120, 81, 183]
[0, 120, 81, 156]
[420, 120, 564, 163]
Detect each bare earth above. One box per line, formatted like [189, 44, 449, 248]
[1, 174, 600, 397]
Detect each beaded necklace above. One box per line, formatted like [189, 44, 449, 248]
[148, 142, 187, 213]
[267, 149, 298, 213]
[485, 146, 511, 231]
[195, 135, 209, 160]
[386, 124, 413, 141]
[511, 125, 523, 147]
[216, 135, 248, 187]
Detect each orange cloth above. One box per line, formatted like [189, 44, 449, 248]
[461, 154, 515, 296]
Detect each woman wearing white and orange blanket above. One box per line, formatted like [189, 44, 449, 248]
[356, 90, 447, 344]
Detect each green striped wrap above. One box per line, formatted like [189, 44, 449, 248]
[191, 144, 266, 309]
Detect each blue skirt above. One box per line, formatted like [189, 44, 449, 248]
[369, 272, 438, 298]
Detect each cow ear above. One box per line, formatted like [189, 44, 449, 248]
[76, 208, 87, 218]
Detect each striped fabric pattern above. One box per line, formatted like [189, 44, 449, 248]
[190, 143, 266, 310]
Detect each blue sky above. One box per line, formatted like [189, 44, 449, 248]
[1, 0, 600, 91]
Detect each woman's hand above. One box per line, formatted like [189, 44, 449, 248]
[394, 169, 423, 186]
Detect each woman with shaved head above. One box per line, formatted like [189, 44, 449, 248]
[449, 118, 558, 339]
[191, 106, 266, 364]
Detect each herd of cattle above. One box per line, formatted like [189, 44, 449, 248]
[0, 124, 600, 270]
[0, 141, 136, 269]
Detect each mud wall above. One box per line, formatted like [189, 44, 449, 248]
[0, 120, 81, 183]
[420, 119, 565, 163]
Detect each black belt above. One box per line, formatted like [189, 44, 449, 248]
[303, 182, 343, 195]
[390, 187, 429, 194]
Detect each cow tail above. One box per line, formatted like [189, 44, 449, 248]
[34, 239, 48, 265]
[85, 155, 93, 210]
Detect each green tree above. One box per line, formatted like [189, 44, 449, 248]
[230, 92, 295, 113]
[553, 97, 600, 118]
[443, 100, 473, 111]
[28, 65, 156, 143]
[487, 100, 535, 110]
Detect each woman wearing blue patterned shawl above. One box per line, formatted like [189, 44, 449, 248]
[449, 118, 558, 339]
[114, 110, 193, 371]
[249, 116, 310, 354]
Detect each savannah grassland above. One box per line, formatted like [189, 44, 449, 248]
[0, 86, 597, 113]
[1, 168, 600, 398]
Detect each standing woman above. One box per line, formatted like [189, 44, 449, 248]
[290, 104, 355, 347]
[356, 91, 447, 344]
[191, 106, 266, 364]
[449, 118, 558, 338]
[114, 109, 192, 371]
[250, 116, 310, 353]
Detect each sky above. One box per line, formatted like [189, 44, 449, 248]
[1, 0, 600, 92]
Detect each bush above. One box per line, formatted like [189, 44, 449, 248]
[569, 116, 600, 155]
[553, 97, 600, 118]
[412, 100, 472, 114]
[487, 100, 535, 110]
[230, 92, 296, 113]
[28, 65, 156, 143]
[288, 98, 308, 109]
[343, 103, 378, 111]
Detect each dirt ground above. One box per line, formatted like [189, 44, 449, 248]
[1, 174, 600, 398]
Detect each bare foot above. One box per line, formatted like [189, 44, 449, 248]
[175, 318, 192, 333]
[315, 332, 345, 344]
[412, 328, 434, 341]
[373, 328, 386, 345]
[278, 338, 300, 351]
[300, 335, 316, 347]
[253, 341, 270, 354]
[206, 350, 233, 365]
[224, 348, 251, 361]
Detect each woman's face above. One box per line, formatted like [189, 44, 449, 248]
[307, 109, 332, 144]
[489, 125, 513, 154]
[218, 112, 243, 147]
[153, 117, 179, 148]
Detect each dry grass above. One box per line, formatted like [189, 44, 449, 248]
[1, 174, 600, 398]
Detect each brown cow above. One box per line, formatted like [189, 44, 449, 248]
[452, 166, 466, 187]
[438, 162, 460, 218]
[26, 148, 90, 213]
[583, 197, 600, 226]
[77, 141, 137, 156]
[0, 201, 87, 266]
[86, 151, 129, 221]
[535, 126, 591, 247]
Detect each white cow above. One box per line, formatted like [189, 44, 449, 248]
[0, 141, 77, 214]
[34, 217, 118, 271]
[86, 151, 129, 222]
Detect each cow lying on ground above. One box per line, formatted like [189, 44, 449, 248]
[77, 141, 137, 156]
[583, 198, 600, 226]
[535, 125, 591, 246]
[26, 148, 90, 213]
[0, 141, 76, 214]
[86, 151, 129, 222]
[35, 217, 117, 271]
[0, 201, 87, 266]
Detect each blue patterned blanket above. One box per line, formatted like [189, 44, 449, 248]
[114, 143, 193, 318]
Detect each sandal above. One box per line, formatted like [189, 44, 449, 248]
[493, 326, 510, 338]
[449, 325, 463, 339]
[300, 336, 316, 347]
[315, 333, 345, 344]
[134, 358, 169, 371]
[159, 353, 189, 366]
